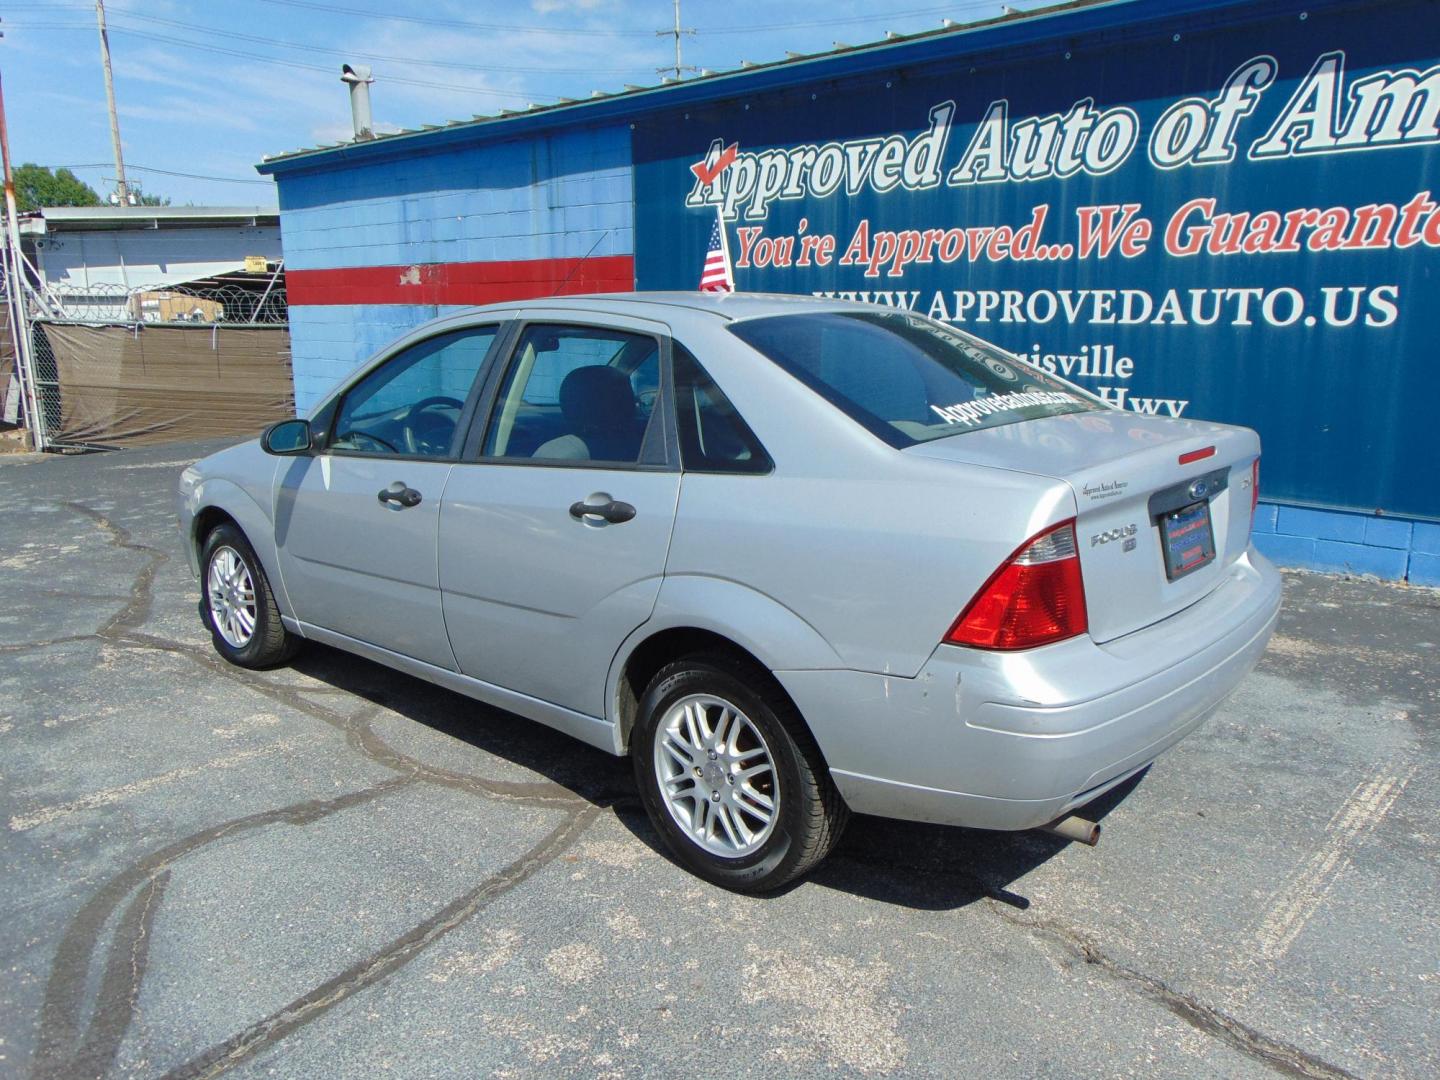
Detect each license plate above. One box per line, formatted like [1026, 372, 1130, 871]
[1160, 500, 1216, 580]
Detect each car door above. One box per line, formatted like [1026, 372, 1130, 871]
[273, 322, 504, 669]
[439, 315, 681, 718]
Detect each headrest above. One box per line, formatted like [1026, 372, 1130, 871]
[558, 365, 636, 433]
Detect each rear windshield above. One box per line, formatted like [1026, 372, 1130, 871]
[728, 311, 1100, 447]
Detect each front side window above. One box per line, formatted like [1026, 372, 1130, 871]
[331, 326, 497, 457]
[728, 311, 1100, 448]
[481, 324, 658, 464]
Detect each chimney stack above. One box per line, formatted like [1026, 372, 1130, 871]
[340, 64, 375, 141]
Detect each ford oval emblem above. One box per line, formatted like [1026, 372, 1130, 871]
[1188, 479, 1209, 500]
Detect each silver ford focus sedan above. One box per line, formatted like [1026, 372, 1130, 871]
[179, 293, 1280, 891]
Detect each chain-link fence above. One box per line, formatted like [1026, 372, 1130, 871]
[28, 324, 65, 439]
[4, 267, 292, 450]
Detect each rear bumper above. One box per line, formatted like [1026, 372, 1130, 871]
[776, 548, 1281, 831]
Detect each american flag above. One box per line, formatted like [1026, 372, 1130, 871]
[699, 213, 733, 292]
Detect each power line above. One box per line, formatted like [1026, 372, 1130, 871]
[10, 1, 1042, 114]
[10, 0, 1027, 89]
[5, 22, 557, 101]
[699, 1, 1007, 35]
[49, 163, 273, 186]
[5, 1, 660, 37]
[12, 0, 1025, 37]
[15, 8, 655, 76]
[216, 0, 998, 38]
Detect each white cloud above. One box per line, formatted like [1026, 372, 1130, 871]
[119, 99, 260, 135]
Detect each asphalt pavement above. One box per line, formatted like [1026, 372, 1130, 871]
[0, 439, 1436, 1079]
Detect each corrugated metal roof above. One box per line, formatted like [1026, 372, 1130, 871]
[255, 0, 1134, 173]
[20, 206, 279, 234]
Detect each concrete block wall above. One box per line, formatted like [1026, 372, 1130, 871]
[1252, 502, 1440, 586]
[286, 303, 438, 411]
[278, 124, 635, 411]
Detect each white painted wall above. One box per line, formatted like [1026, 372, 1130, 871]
[32, 224, 282, 292]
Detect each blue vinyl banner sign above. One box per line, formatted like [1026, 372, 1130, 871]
[633, 0, 1440, 519]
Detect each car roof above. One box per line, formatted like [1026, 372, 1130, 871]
[447, 291, 895, 323]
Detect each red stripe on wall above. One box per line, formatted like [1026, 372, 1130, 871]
[287, 255, 635, 306]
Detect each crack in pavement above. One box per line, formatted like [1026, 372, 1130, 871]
[0, 634, 103, 655]
[831, 843, 1361, 1080]
[63, 501, 167, 635]
[107, 630, 601, 807]
[10, 742, 303, 832]
[981, 902, 1361, 1080]
[73, 871, 171, 1080]
[24, 500, 626, 1079]
[160, 805, 601, 1080]
[31, 779, 415, 1080]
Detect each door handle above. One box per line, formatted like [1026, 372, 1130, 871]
[378, 482, 423, 508]
[569, 495, 636, 524]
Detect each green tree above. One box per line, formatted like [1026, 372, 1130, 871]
[12, 164, 102, 212]
[130, 187, 170, 207]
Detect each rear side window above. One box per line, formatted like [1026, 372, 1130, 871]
[728, 311, 1099, 448]
[481, 324, 658, 465]
[673, 344, 771, 474]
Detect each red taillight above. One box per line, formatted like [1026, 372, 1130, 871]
[946, 520, 1089, 650]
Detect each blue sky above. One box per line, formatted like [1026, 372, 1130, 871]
[1, 0, 1045, 207]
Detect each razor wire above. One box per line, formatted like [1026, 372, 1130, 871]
[40, 280, 289, 326]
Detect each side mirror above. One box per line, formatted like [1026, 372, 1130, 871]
[262, 418, 313, 455]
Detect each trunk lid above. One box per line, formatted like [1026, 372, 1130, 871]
[907, 410, 1260, 643]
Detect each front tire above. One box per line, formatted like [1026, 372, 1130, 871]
[632, 655, 848, 892]
[200, 523, 299, 669]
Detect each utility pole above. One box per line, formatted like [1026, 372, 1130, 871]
[656, 0, 696, 81]
[0, 73, 46, 450]
[94, 0, 129, 205]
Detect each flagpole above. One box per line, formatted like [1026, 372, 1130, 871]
[714, 205, 735, 291]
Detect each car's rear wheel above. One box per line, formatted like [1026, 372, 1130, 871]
[200, 523, 299, 669]
[633, 655, 848, 892]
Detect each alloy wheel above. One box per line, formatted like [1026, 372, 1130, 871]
[653, 693, 779, 858]
[207, 545, 257, 648]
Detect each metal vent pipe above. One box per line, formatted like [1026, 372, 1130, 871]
[340, 64, 375, 141]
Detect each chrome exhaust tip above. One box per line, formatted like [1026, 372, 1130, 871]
[1038, 815, 1101, 846]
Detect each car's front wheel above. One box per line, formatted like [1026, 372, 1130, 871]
[200, 523, 299, 669]
[633, 655, 848, 892]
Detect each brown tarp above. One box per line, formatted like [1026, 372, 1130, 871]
[38, 322, 295, 447]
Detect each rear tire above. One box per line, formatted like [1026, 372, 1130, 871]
[632, 654, 848, 892]
[200, 523, 299, 669]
